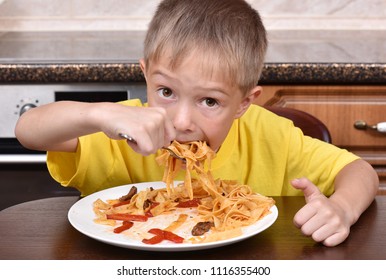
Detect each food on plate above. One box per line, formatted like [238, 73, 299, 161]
[113, 221, 134, 233]
[191, 221, 214, 236]
[93, 141, 275, 244]
[143, 228, 184, 244]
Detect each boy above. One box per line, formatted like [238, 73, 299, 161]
[15, 0, 378, 247]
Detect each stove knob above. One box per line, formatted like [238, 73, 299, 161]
[19, 103, 37, 116]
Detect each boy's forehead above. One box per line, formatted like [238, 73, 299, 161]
[149, 48, 232, 84]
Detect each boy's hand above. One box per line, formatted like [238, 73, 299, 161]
[291, 178, 351, 247]
[98, 104, 176, 156]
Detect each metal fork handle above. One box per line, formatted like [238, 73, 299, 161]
[118, 133, 137, 144]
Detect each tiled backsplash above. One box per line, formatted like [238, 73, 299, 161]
[0, 0, 385, 31]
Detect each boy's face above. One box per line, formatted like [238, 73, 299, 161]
[141, 51, 258, 152]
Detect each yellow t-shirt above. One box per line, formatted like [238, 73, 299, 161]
[47, 99, 359, 197]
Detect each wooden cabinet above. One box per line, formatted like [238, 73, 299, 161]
[254, 85, 386, 194]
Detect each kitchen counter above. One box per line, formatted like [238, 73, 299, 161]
[1, 30, 385, 85]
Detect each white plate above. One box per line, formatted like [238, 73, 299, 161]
[68, 181, 278, 252]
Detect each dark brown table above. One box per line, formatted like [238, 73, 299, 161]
[0, 195, 385, 260]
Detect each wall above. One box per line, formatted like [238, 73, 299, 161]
[0, 0, 385, 31]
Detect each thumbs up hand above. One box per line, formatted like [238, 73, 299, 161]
[291, 177, 351, 247]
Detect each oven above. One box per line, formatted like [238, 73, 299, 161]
[0, 83, 147, 163]
[0, 83, 147, 210]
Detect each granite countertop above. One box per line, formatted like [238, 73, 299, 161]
[0, 30, 385, 85]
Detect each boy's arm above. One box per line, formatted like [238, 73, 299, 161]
[15, 101, 175, 155]
[291, 159, 378, 247]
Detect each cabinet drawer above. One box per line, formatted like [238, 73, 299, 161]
[259, 86, 386, 149]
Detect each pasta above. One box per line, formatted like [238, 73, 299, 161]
[93, 141, 275, 243]
[155, 140, 217, 200]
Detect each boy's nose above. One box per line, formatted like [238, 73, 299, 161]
[172, 106, 195, 132]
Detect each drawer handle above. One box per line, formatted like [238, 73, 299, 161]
[354, 120, 386, 133]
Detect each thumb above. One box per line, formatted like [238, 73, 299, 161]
[291, 177, 322, 203]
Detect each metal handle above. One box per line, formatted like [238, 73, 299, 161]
[354, 120, 386, 133]
[118, 133, 137, 144]
[0, 154, 47, 163]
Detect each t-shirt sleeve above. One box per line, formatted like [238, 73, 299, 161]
[283, 125, 360, 196]
[47, 132, 133, 196]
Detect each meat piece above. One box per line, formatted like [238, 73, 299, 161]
[119, 186, 137, 201]
[191, 221, 214, 236]
[143, 199, 151, 210]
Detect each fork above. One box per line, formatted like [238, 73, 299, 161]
[118, 133, 186, 162]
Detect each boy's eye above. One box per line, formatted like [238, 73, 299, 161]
[204, 98, 218, 107]
[158, 88, 173, 98]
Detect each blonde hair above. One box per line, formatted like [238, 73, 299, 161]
[143, 0, 267, 94]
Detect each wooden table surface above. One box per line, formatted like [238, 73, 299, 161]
[1, 195, 385, 260]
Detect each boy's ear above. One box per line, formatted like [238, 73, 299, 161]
[139, 58, 147, 79]
[234, 86, 262, 119]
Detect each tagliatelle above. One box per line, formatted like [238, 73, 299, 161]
[93, 141, 275, 243]
[155, 141, 217, 200]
